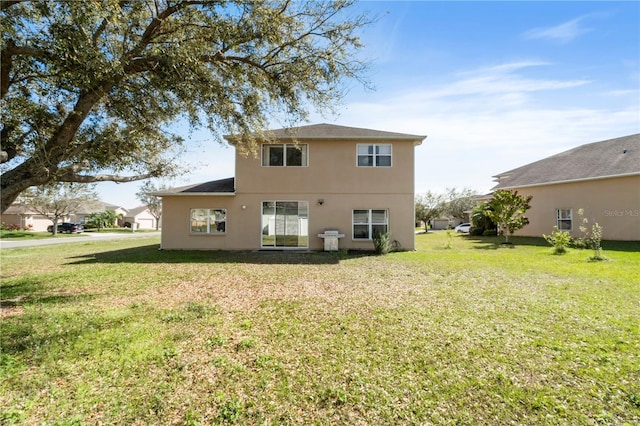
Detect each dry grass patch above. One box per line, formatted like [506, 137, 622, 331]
[1, 234, 639, 425]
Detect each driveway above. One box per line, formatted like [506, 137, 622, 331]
[0, 231, 160, 249]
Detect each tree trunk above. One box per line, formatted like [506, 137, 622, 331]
[0, 161, 43, 213]
[1, 86, 110, 213]
[51, 218, 59, 236]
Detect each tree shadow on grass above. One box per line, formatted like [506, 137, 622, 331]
[464, 236, 548, 250]
[1, 276, 95, 318]
[65, 244, 378, 266]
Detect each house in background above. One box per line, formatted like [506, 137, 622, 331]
[491, 134, 640, 241]
[123, 206, 160, 230]
[72, 202, 127, 226]
[0, 204, 57, 232]
[157, 123, 426, 250]
[1, 200, 129, 231]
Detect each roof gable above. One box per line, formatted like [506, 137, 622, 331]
[493, 134, 640, 189]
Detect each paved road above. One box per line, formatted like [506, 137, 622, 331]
[0, 231, 160, 249]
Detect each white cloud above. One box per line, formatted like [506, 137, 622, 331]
[321, 62, 639, 194]
[523, 17, 592, 43]
[371, 62, 591, 108]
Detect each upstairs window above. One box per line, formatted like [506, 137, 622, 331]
[191, 209, 226, 234]
[556, 208, 572, 230]
[357, 144, 392, 167]
[262, 144, 308, 167]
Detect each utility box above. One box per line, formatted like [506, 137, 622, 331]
[317, 229, 345, 251]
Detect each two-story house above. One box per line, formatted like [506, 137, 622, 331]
[157, 124, 426, 250]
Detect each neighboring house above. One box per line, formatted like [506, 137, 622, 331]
[157, 123, 426, 250]
[491, 134, 640, 241]
[0, 204, 60, 232]
[123, 206, 160, 230]
[1, 200, 128, 231]
[72, 202, 127, 226]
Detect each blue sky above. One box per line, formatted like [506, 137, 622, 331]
[99, 1, 640, 208]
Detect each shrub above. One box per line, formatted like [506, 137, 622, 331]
[469, 227, 484, 236]
[444, 229, 453, 249]
[543, 227, 572, 254]
[575, 209, 606, 261]
[373, 232, 393, 255]
[0, 223, 26, 231]
[589, 222, 606, 261]
[482, 229, 498, 237]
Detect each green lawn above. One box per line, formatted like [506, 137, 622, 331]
[1, 233, 638, 425]
[0, 228, 156, 240]
[0, 230, 88, 240]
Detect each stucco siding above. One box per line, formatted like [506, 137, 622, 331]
[160, 192, 416, 250]
[159, 126, 422, 251]
[0, 214, 52, 232]
[235, 139, 415, 195]
[511, 176, 640, 241]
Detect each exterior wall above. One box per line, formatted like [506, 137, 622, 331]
[125, 210, 158, 229]
[160, 192, 416, 250]
[0, 213, 55, 232]
[511, 175, 640, 241]
[235, 139, 416, 196]
[160, 137, 419, 250]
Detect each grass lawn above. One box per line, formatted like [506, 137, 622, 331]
[0, 230, 88, 240]
[1, 232, 638, 425]
[0, 228, 156, 240]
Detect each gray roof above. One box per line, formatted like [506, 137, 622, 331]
[125, 206, 150, 217]
[225, 123, 426, 143]
[492, 134, 640, 189]
[2, 204, 40, 215]
[155, 177, 235, 196]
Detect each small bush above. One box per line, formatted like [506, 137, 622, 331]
[0, 223, 26, 231]
[469, 227, 484, 236]
[373, 232, 393, 255]
[571, 238, 589, 249]
[589, 222, 606, 261]
[444, 230, 453, 249]
[482, 229, 498, 237]
[543, 227, 573, 254]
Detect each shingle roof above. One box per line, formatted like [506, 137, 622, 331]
[154, 177, 235, 196]
[225, 123, 426, 143]
[2, 204, 39, 215]
[125, 206, 150, 217]
[492, 134, 640, 189]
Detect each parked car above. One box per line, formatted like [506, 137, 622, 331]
[47, 222, 84, 234]
[454, 223, 471, 233]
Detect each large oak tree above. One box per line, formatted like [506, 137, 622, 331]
[0, 0, 370, 212]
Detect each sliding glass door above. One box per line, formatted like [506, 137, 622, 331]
[261, 201, 309, 248]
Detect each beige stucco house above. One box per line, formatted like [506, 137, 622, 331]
[492, 134, 640, 241]
[157, 124, 426, 250]
[72, 202, 127, 226]
[0, 204, 57, 232]
[123, 206, 160, 230]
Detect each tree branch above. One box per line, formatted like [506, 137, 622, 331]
[0, 0, 29, 11]
[58, 171, 163, 184]
[1, 39, 49, 99]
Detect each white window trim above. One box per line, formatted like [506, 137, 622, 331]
[261, 143, 309, 167]
[356, 143, 392, 167]
[190, 208, 227, 235]
[556, 208, 573, 231]
[352, 209, 389, 240]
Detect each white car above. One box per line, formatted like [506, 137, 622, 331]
[454, 223, 471, 233]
